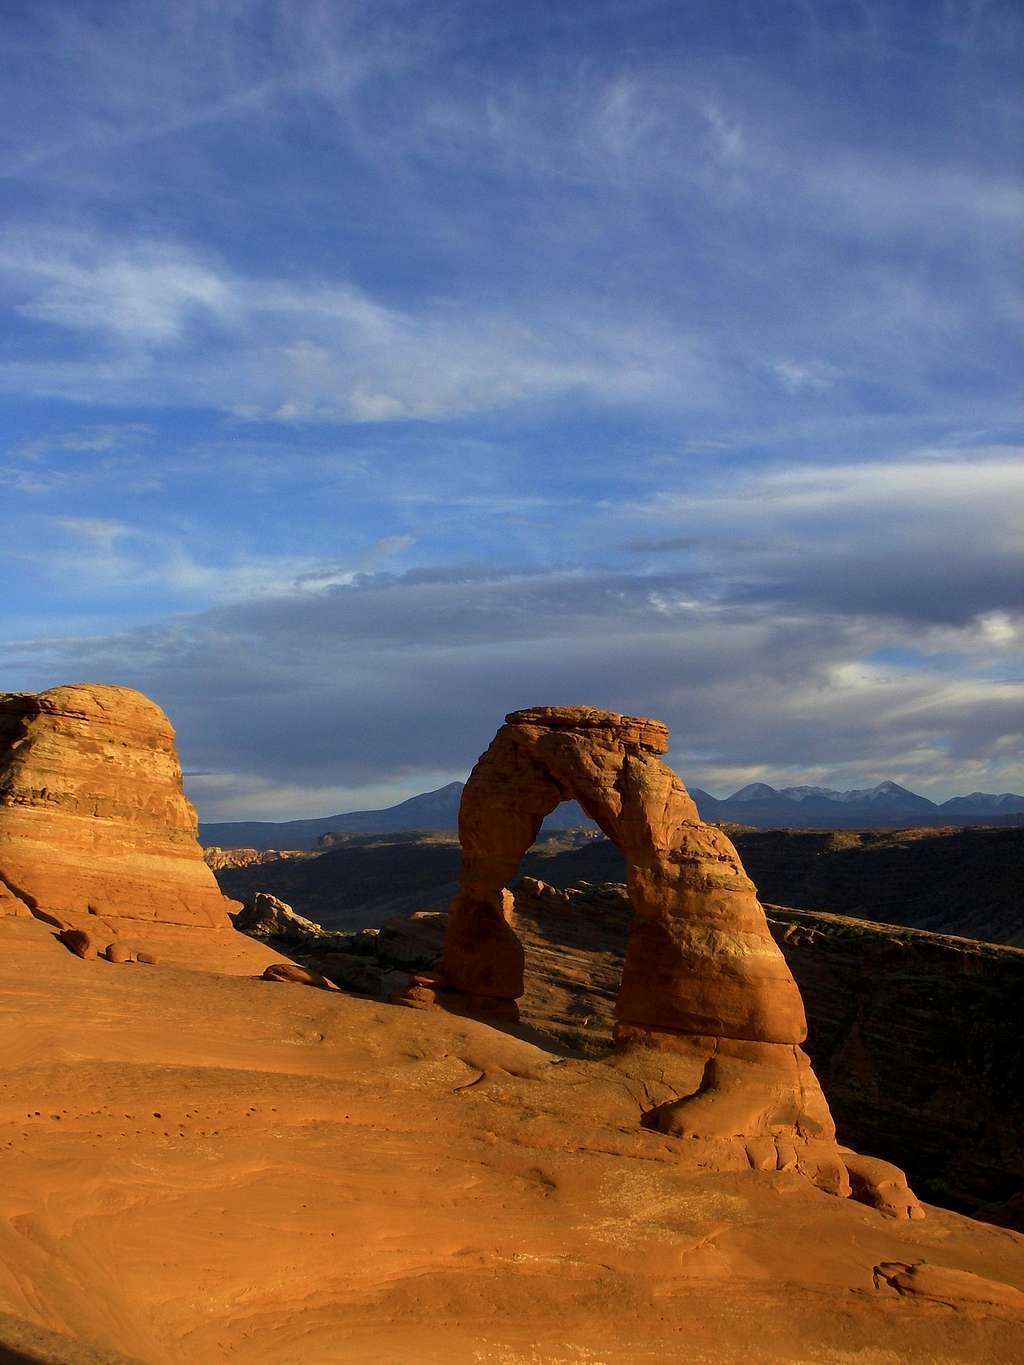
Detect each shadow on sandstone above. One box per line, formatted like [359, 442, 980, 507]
[0, 1311, 144, 1365]
[237, 879, 1024, 1231]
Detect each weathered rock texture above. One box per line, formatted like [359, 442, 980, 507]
[503, 882, 1024, 1228]
[0, 685, 234, 938]
[203, 846, 307, 872]
[4, 908, 1023, 1365]
[261, 962, 340, 992]
[234, 892, 329, 943]
[227, 859, 1023, 1226]
[439, 708, 805, 1035]
[401, 705, 920, 1215]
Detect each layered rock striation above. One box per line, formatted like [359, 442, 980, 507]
[399, 705, 922, 1215]
[0, 684, 234, 941]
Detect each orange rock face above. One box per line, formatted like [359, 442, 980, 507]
[442, 705, 805, 1041]
[0, 684, 233, 935]
[412, 705, 922, 1216]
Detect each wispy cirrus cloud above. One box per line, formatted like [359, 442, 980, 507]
[0, 227, 716, 421]
[1, 0, 426, 178]
[2, 3, 1019, 428]
[3, 514, 418, 611]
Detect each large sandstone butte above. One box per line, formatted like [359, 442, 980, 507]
[403, 705, 922, 1216]
[0, 684, 270, 970]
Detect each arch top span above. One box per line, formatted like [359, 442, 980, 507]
[504, 706, 669, 754]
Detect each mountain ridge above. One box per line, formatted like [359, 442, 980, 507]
[199, 778, 1024, 849]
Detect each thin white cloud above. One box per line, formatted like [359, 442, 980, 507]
[11, 239, 237, 344]
[14, 423, 153, 461]
[51, 516, 135, 543]
[0, 228, 715, 421]
[6, 515, 420, 611]
[630, 451, 1024, 530]
[770, 359, 838, 392]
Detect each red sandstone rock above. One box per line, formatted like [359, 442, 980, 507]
[874, 1260, 1024, 1309]
[105, 942, 134, 964]
[57, 927, 97, 960]
[840, 1148, 925, 1220]
[261, 963, 340, 991]
[0, 880, 31, 918]
[235, 892, 328, 943]
[440, 705, 805, 1044]
[3, 911, 1022, 1364]
[136, 951, 158, 965]
[0, 685, 234, 934]
[204, 846, 306, 871]
[404, 704, 921, 1217]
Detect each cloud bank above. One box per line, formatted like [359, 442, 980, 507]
[6, 450, 1021, 817]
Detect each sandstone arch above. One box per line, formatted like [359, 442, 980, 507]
[442, 705, 806, 1041]
[407, 706, 923, 1217]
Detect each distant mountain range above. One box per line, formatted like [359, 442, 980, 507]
[200, 782, 466, 851]
[199, 778, 1024, 850]
[689, 780, 1024, 828]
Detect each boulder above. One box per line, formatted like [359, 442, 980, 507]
[319, 952, 382, 995]
[841, 1148, 924, 1220]
[261, 963, 340, 992]
[57, 927, 97, 960]
[874, 1260, 1024, 1309]
[235, 892, 324, 942]
[0, 880, 30, 918]
[375, 911, 447, 969]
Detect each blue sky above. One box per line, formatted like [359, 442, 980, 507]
[2, 0, 1022, 819]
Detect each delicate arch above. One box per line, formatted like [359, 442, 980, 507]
[440, 705, 807, 1045]
[397, 705, 923, 1217]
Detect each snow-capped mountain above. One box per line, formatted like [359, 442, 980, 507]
[693, 780, 1023, 828]
[939, 792, 1024, 815]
